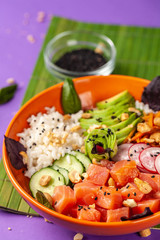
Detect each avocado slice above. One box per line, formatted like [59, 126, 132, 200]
[85, 127, 117, 161]
[96, 90, 134, 109]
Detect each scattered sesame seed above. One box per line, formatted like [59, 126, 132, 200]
[56, 127, 59, 129]
[100, 186, 103, 190]
[41, 121, 44, 124]
[107, 192, 110, 195]
[104, 192, 106, 196]
[126, 185, 130, 189]
[134, 192, 137, 196]
[54, 201, 57, 205]
[116, 188, 118, 191]
[130, 154, 133, 157]
[58, 177, 60, 181]
[128, 193, 130, 197]
[150, 154, 153, 157]
[94, 197, 98, 200]
[151, 175, 155, 178]
[117, 128, 120, 131]
[111, 116, 116, 119]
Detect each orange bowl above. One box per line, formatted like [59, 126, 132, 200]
[3, 75, 160, 235]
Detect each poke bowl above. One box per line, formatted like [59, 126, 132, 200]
[2, 75, 160, 236]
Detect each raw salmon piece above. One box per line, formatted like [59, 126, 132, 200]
[52, 185, 76, 214]
[68, 205, 78, 218]
[86, 164, 110, 185]
[110, 160, 139, 186]
[96, 186, 122, 210]
[132, 199, 160, 215]
[74, 181, 98, 205]
[139, 173, 159, 192]
[107, 207, 130, 222]
[77, 206, 101, 222]
[148, 174, 160, 191]
[96, 206, 108, 222]
[121, 183, 144, 202]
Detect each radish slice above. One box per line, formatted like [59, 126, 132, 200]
[139, 147, 160, 173]
[112, 143, 133, 162]
[137, 166, 150, 173]
[155, 154, 160, 174]
[128, 143, 150, 167]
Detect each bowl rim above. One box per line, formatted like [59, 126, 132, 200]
[44, 30, 116, 77]
[2, 74, 160, 228]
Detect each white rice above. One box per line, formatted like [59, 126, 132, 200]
[17, 107, 85, 178]
[135, 100, 156, 114]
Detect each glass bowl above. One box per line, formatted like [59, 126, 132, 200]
[44, 30, 116, 80]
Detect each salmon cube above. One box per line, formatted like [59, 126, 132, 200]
[107, 207, 130, 222]
[74, 181, 98, 205]
[96, 206, 108, 222]
[121, 183, 144, 202]
[77, 206, 101, 222]
[96, 186, 122, 210]
[110, 160, 139, 186]
[132, 199, 160, 215]
[86, 164, 110, 185]
[52, 185, 76, 214]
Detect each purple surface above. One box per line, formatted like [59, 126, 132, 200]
[1, 0, 160, 239]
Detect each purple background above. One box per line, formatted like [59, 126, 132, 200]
[0, 0, 160, 239]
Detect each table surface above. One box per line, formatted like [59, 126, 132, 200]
[1, 0, 160, 239]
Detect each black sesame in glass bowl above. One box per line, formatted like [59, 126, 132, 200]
[44, 30, 116, 80]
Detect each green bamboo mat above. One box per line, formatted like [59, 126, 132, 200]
[1, 16, 160, 220]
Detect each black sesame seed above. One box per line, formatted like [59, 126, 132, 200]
[41, 122, 44, 124]
[116, 188, 118, 191]
[64, 126, 66, 131]
[117, 129, 120, 131]
[29, 136, 31, 138]
[39, 133, 42, 135]
[128, 193, 130, 197]
[58, 177, 61, 181]
[21, 137, 24, 140]
[104, 192, 106, 196]
[101, 128, 104, 130]
[100, 186, 103, 190]
[134, 192, 136, 196]
[117, 118, 120, 121]
[33, 143, 37, 146]
[130, 154, 133, 157]
[127, 159, 131, 161]
[57, 119, 60, 122]
[126, 185, 130, 189]
[151, 175, 155, 178]
[36, 127, 38, 130]
[54, 201, 57, 205]
[111, 116, 116, 119]
[95, 197, 98, 200]
[88, 207, 90, 210]
[34, 119, 36, 122]
[107, 192, 110, 195]
[29, 146, 32, 149]
[52, 118, 55, 120]
[102, 136, 105, 138]
[56, 127, 59, 129]
[134, 150, 137, 153]
[141, 147, 144, 150]
[150, 154, 153, 157]
[83, 208, 87, 211]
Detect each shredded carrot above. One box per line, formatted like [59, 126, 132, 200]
[123, 127, 137, 143]
[130, 132, 145, 142]
[148, 113, 154, 128]
[155, 111, 160, 118]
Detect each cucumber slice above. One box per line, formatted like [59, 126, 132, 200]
[52, 165, 70, 185]
[73, 151, 91, 171]
[53, 154, 84, 175]
[29, 167, 65, 198]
